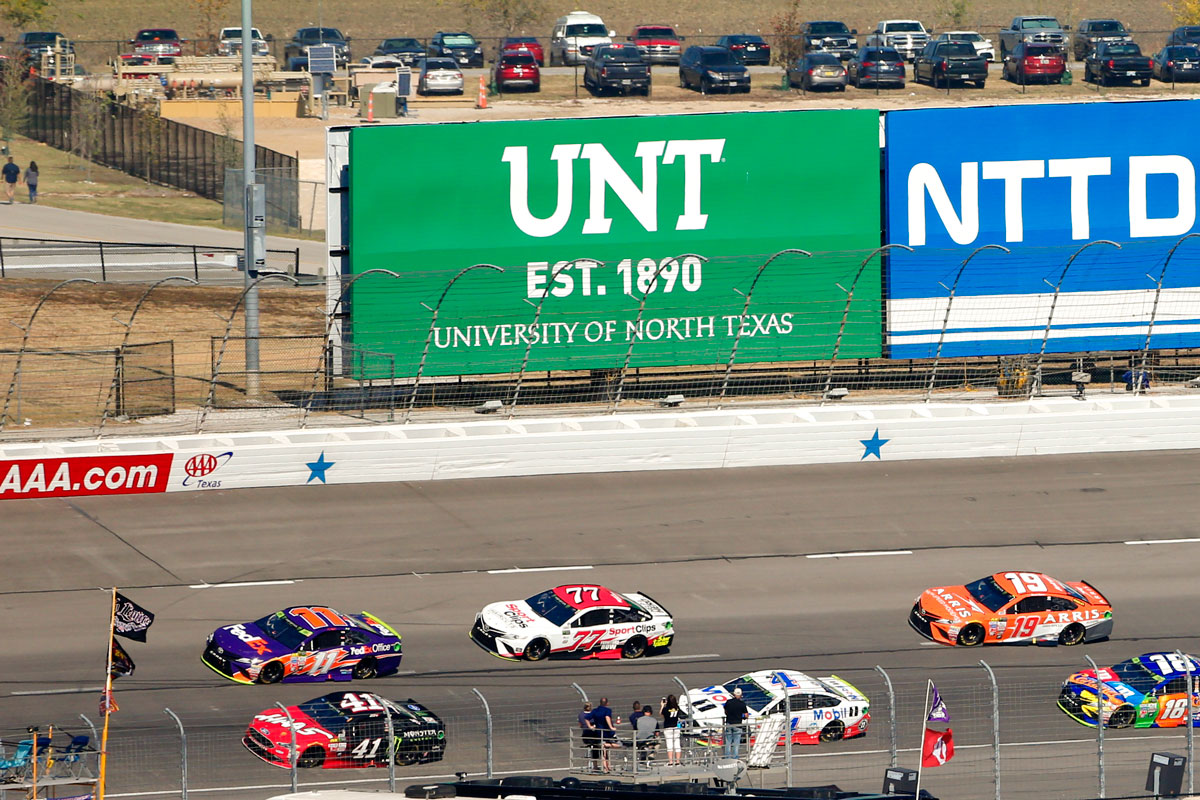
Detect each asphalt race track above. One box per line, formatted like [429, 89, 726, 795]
[3, 451, 1200, 800]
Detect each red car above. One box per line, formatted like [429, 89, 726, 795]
[131, 28, 184, 58]
[492, 50, 540, 91]
[1004, 42, 1065, 84]
[501, 36, 544, 65]
[629, 24, 682, 64]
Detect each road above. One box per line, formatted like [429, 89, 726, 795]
[2, 451, 1199, 799]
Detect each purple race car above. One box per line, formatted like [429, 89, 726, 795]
[202, 606, 403, 684]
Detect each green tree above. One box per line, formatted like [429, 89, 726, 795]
[0, 0, 52, 28]
[458, 0, 546, 33]
[1165, 0, 1200, 24]
[770, 0, 805, 67]
[937, 0, 972, 29]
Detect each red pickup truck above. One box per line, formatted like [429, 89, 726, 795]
[628, 25, 682, 64]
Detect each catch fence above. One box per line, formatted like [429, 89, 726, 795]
[12, 658, 1194, 800]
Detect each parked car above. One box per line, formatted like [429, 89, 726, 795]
[627, 25, 682, 64]
[373, 37, 425, 65]
[583, 43, 650, 95]
[934, 31, 994, 60]
[417, 57, 464, 94]
[787, 52, 847, 90]
[550, 10, 613, 65]
[1084, 41, 1153, 85]
[1153, 44, 1200, 81]
[714, 34, 771, 65]
[16, 31, 73, 63]
[1073, 19, 1132, 61]
[847, 45, 906, 87]
[1167, 26, 1200, 46]
[914, 40, 988, 87]
[1004, 42, 1066, 83]
[428, 32, 483, 67]
[131, 28, 184, 58]
[999, 16, 1068, 60]
[678, 45, 750, 93]
[284, 27, 350, 70]
[217, 27, 269, 57]
[492, 50, 540, 91]
[501, 36, 544, 65]
[865, 20, 930, 62]
[800, 21, 858, 60]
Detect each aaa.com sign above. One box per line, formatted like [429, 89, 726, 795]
[0, 453, 174, 500]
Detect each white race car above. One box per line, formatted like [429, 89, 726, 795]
[470, 584, 673, 661]
[681, 670, 869, 744]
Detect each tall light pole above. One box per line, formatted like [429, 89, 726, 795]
[242, 0, 264, 397]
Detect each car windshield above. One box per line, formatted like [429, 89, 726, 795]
[809, 53, 841, 64]
[601, 46, 641, 59]
[425, 59, 458, 71]
[721, 678, 776, 712]
[1021, 19, 1062, 28]
[1171, 46, 1200, 57]
[940, 43, 977, 56]
[1109, 659, 1164, 694]
[221, 28, 262, 39]
[888, 22, 924, 32]
[383, 38, 419, 48]
[1091, 21, 1125, 32]
[1106, 44, 1140, 55]
[301, 28, 344, 42]
[700, 50, 737, 65]
[505, 37, 537, 44]
[525, 589, 575, 626]
[1027, 45, 1058, 56]
[567, 23, 607, 36]
[810, 22, 850, 35]
[137, 30, 178, 40]
[442, 34, 477, 46]
[870, 49, 903, 61]
[948, 32, 982, 41]
[24, 32, 62, 43]
[638, 27, 676, 37]
[296, 697, 355, 734]
[254, 612, 307, 650]
[965, 576, 1014, 611]
[502, 53, 536, 65]
[1184, 27, 1200, 36]
[728, 35, 765, 44]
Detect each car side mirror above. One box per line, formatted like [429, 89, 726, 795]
[679, 35, 686, 41]
[851, 29, 858, 35]
[608, 30, 616, 37]
[1063, 25, 1071, 31]
[265, 34, 274, 41]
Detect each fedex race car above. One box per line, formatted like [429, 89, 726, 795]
[1058, 651, 1200, 729]
[470, 584, 673, 661]
[681, 670, 869, 744]
[203, 606, 403, 684]
[909, 571, 1112, 646]
[243, 691, 445, 769]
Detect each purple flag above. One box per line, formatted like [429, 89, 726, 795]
[927, 683, 950, 723]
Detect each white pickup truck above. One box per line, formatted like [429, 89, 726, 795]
[865, 20, 931, 61]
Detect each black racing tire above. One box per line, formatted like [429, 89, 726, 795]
[819, 720, 845, 742]
[956, 623, 986, 647]
[258, 661, 284, 684]
[297, 746, 325, 768]
[524, 637, 551, 662]
[1108, 706, 1136, 729]
[352, 656, 378, 680]
[1058, 623, 1086, 646]
[621, 635, 648, 659]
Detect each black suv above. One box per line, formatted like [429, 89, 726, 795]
[714, 34, 771, 65]
[1073, 19, 1132, 60]
[1168, 26, 1200, 46]
[428, 32, 484, 67]
[373, 37, 425, 65]
[284, 27, 350, 70]
[679, 45, 750, 93]
[17, 31, 73, 63]
[800, 21, 858, 59]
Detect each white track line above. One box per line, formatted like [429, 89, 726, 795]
[1124, 538, 1200, 545]
[12, 686, 103, 696]
[807, 550, 913, 559]
[189, 580, 298, 588]
[487, 565, 594, 574]
[651, 653, 720, 661]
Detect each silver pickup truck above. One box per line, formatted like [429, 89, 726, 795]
[998, 16, 1069, 60]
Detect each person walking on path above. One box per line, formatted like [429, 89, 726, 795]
[591, 697, 617, 772]
[2, 157, 19, 204]
[578, 702, 599, 772]
[722, 687, 748, 759]
[22, 161, 37, 204]
[660, 695, 682, 766]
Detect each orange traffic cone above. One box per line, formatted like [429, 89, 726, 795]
[367, 91, 375, 122]
[476, 75, 488, 109]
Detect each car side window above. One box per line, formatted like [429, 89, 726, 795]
[1046, 597, 1078, 612]
[346, 630, 371, 645]
[573, 609, 611, 628]
[1162, 677, 1190, 695]
[312, 630, 346, 649]
[1011, 596, 1051, 614]
[611, 608, 640, 624]
[815, 694, 840, 708]
[789, 694, 816, 711]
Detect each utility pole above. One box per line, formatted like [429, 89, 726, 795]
[241, 0, 264, 397]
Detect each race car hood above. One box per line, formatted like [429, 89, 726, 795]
[211, 622, 292, 661]
[916, 586, 988, 621]
[1064, 669, 1143, 706]
[479, 601, 552, 635]
[248, 706, 336, 749]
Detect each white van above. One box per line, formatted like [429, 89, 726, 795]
[550, 11, 614, 65]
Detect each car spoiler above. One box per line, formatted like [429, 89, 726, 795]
[632, 591, 670, 615]
[1078, 580, 1109, 605]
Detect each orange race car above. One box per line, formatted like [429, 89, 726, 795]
[909, 571, 1113, 647]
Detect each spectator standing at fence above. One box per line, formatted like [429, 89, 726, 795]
[22, 161, 38, 204]
[661, 695, 682, 766]
[723, 688, 748, 759]
[2, 157, 19, 204]
[629, 700, 645, 728]
[635, 701, 661, 766]
[579, 702, 599, 772]
[591, 697, 617, 772]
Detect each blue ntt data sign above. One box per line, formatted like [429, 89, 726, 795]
[885, 100, 1200, 358]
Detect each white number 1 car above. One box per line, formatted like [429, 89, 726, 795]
[682, 670, 870, 744]
[470, 584, 674, 661]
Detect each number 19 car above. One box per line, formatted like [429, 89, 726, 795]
[1058, 652, 1200, 728]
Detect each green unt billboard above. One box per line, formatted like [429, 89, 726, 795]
[346, 110, 882, 377]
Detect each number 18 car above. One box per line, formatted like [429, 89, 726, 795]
[1058, 652, 1200, 728]
[909, 571, 1112, 646]
[470, 584, 673, 661]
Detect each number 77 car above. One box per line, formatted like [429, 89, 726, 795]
[1058, 652, 1200, 728]
[908, 571, 1112, 646]
[203, 606, 403, 684]
[470, 584, 673, 661]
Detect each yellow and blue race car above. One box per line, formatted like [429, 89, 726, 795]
[1058, 651, 1200, 728]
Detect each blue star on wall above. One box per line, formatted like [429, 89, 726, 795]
[306, 451, 335, 483]
[860, 429, 890, 460]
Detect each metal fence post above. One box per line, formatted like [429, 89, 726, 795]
[275, 702, 299, 794]
[385, 697, 396, 793]
[1139, 233, 1200, 394]
[163, 708, 187, 800]
[571, 682, 589, 705]
[98, 241, 107, 281]
[925, 245, 1010, 401]
[191, 245, 199, 281]
[1035, 241, 1120, 395]
[1085, 654, 1105, 798]
[472, 688, 493, 778]
[874, 665, 897, 768]
[78, 715, 98, 746]
[979, 661, 1000, 800]
[1180, 649, 1195, 795]
[0, 237, 6, 278]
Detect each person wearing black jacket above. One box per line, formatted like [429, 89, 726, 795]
[723, 688, 748, 758]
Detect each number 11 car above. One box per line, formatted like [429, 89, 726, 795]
[471, 584, 673, 661]
[1058, 652, 1200, 728]
[909, 571, 1112, 646]
[203, 606, 403, 684]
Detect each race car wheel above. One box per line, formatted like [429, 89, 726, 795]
[621, 635, 648, 659]
[1058, 623, 1086, 646]
[1108, 706, 1136, 729]
[257, 661, 285, 684]
[819, 720, 845, 742]
[352, 657, 378, 679]
[524, 638, 551, 662]
[956, 624, 985, 647]
[297, 746, 325, 768]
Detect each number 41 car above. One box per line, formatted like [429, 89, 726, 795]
[1058, 652, 1200, 728]
[470, 584, 673, 661]
[203, 606, 403, 684]
[909, 571, 1112, 646]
